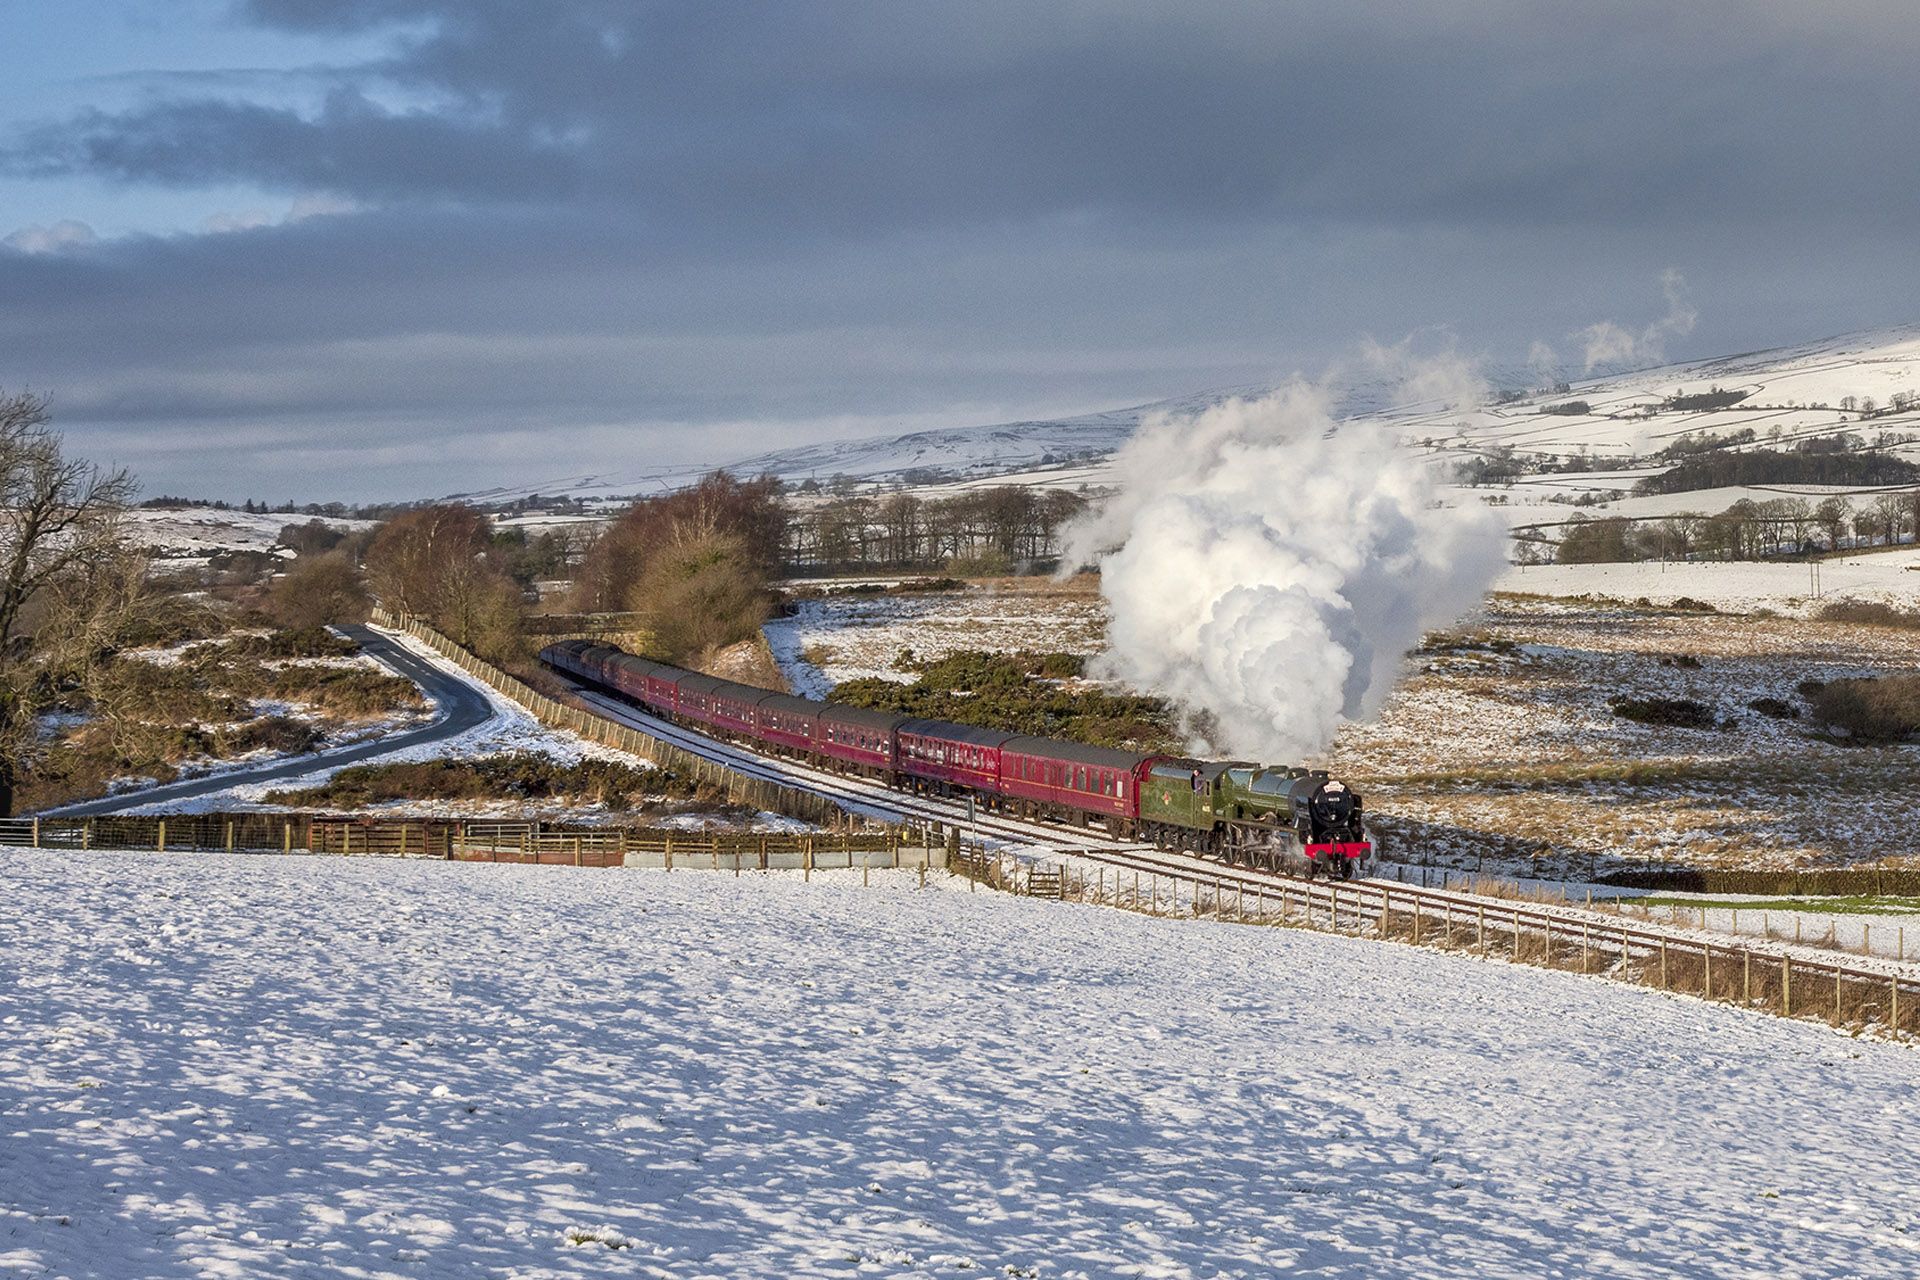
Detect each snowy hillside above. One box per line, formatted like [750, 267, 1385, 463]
[123, 507, 373, 560]
[419, 325, 1920, 509]
[1400, 325, 1920, 524]
[5, 850, 1916, 1278]
[725, 388, 1258, 486]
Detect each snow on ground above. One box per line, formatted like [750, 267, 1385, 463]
[1, 850, 1915, 1279]
[120, 630, 813, 829]
[1337, 597, 1920, 871]
[1495, 548, 1920, 612]
[765, 585, 1108, 696]
[124, 507, 373, 559]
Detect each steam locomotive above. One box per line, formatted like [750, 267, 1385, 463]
[541, 640, 1374, 878]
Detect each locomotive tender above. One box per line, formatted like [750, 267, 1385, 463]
[541, 639, 1374, 878]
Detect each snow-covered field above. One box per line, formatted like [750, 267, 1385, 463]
[766, 585, 1107, 698]
[1496, 547, 1920, 613]
[124, 508, 374, 559]
[1338, 597, 1920, 871]
[3, 850, 1916, 1279]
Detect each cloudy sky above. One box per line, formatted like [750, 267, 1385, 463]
[5, 1, 1919, 500]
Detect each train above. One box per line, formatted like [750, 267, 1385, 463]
[540, 639, 1375, 879]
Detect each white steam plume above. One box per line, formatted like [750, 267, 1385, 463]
[1577, 268, 1697, 372]
[1063, 380, 1507, 763]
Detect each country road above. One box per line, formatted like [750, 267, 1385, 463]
[47, 625, 496, 817]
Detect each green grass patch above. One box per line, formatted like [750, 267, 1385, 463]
[828, 649, 1176, 750]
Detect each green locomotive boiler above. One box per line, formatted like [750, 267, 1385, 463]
[1139, 759, 1374, 879]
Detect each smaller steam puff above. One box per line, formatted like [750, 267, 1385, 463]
[1063, 382, 1506, 761]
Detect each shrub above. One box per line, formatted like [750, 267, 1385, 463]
[265, 553, 371, 628]
[270, 666, 424, 717]
[225, 716, 322, 755]
[188, 628, 359, 663]
[831, 649, 1174, 749]
[1817, 600, 1920, 631]
[265, 753, 698, 811]
[942, 548, 1013, 577]
[1803, 675, 1920, 743]
[633, 533, 770, 664]
[1747, 696, 1799, 720]
[1608, 696, 1719, 730]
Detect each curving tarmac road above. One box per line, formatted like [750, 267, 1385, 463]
[49, 625, 497, 817]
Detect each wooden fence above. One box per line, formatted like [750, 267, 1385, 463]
[0, 812, 929, 871]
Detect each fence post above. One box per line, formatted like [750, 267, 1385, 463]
[225, 821, 234, 852]
[1893, 977, 1900, 1034]
[1782, 957, 1792, 1016]
[1659, 939, 1668, 989]
[157, 819, 166, 853]
[1743, 950, 1751, 1006]
[31, 817, 39, 848]
[82, 819, 92, 851]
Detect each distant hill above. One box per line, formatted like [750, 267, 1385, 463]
[436, 323, 1920, 507]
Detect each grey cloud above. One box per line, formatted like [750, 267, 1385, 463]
[4, 1, 1920, 497]
[8, 88, 577, 201]
[16, 3, 1920, 232]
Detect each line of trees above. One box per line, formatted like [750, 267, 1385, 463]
[785, 486, 1087, 573]
[1550, 492, 1920, 564]
[1634, 447, 1920, 495]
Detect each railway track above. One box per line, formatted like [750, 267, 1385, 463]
[551, 672, 1920, 988]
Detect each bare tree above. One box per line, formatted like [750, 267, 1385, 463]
[365, 504, 525, 662]
[1775, 497, 1814, 554]
[0, 392, 145, 815]
[1813, 496, 1852, 551]
[1873, 491, 1909, 548]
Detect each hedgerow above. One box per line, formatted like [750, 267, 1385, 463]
[264, 753, 702, 811]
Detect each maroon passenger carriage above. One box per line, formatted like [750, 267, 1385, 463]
[895, 719, 1012, 797]
[998, 736, 1155, 833]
